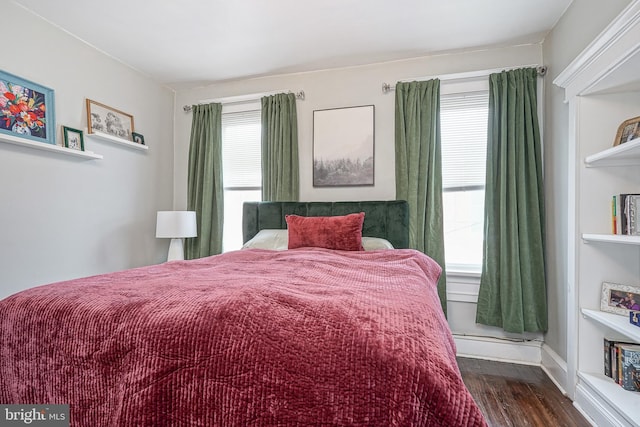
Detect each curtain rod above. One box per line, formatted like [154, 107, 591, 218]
[183, 90, 305, 112]
[381, 65, 548, 94]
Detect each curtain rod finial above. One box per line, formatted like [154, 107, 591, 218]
[382, 83, 395, 93]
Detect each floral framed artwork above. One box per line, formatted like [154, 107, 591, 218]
[62, 126, 84, 151]
[613, 116, 640, 146]
[313, 105, 375, 187]
[0, 69, 55, 145]
[86, 99, 134, 140]
[601, 281, 640, 316]
[131, 132, 145, 145]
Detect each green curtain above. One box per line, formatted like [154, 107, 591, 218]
[395, 80, 447, 315]
[185, 103, 224, 259]
[476, 68, 547, 333]
[261, 93, 299, 201]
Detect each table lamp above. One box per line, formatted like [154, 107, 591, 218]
[156, 211, 197, 261]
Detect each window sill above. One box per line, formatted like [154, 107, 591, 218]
[446, 269, 480, 303]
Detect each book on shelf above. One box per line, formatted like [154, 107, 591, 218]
[627, 194, 640, 235]
[605, 338, 614, 378]
[619, 343, 640, 391]
[604, 339, 640, 391]
[612, 194, 640, 235]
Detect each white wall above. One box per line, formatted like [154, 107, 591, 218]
[542, 0, 632, 362]
[0, 2, 175, 298]
[173, 43, 542, 339]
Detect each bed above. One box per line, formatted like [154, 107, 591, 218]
[0, 200, 486, 426]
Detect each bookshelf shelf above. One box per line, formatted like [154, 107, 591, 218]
[582, 308, 640, 342]
[86, 131, 148, 151]
[585, 138, 640, 167]
[577, 372, 640, 426]
[582, 234, 640, 245]
[0, 133, 103, 160]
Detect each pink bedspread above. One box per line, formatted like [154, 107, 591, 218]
[0, 248, 486, 426]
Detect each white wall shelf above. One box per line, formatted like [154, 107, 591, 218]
[86, 130, 148, 151]
[0, 133, 103, 160]
[585, 138, 640, 167]
[583, 234, 640, 245]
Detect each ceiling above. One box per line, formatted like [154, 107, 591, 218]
[13, 0, 572, 89]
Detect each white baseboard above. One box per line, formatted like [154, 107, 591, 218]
[453, 334, 542, 364]
[540, 343, 569, 395]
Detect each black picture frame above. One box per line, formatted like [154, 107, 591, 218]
[132, 132, 145, 145]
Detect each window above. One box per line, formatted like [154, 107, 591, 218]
[221, 107, 262, 252]
[440, 90, 488, 273]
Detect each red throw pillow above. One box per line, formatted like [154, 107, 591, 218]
[285, 212, 365, 251]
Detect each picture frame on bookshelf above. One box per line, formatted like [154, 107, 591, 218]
[613, 116, 640, 146]
[601, 282, 640, 316]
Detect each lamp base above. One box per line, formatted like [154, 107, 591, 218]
[167, 238, 185, 261]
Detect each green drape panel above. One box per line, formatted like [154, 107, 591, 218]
[261, 93, 299, 201]
[185, 103, 224, 259]
[395, 80, 447, 316]
[476, 68, 547, 333]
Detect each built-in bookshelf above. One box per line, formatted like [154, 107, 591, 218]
[555, 2, 640, 426]
[86, 130, 148, 151]
[0, 132, 103, 160]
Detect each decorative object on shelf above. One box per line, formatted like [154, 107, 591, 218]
[613, 116, 640, 146]
[0, 69, 55, 145]
[630, 311, 640, 328]
[613, 193, 640, 235]
[313, 105, 374, 187]
[131, 131, 145, 145]
[86, 99, 134, 141]
[601, 281, 640, 316]
[156, 211, 197, 261]
[62, 126, 84, 151]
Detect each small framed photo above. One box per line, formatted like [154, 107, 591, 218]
[131, 132, 145, 145]
[601, 282, 640, 316]
[86, 98, 134, 140]
[613, 116, 640, 146]
[62, 126, 84, 151]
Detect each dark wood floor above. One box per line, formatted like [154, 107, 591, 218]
[457, 357, 591, 427]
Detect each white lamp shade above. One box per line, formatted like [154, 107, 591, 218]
[156, 211, 197, 238]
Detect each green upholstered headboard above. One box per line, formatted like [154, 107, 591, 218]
[242, 200, 409, 249]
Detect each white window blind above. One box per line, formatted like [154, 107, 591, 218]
[222, 109, 262, 189]
[440, 92, 488, 190]
[221, 108, 262, 252]
[440, 90, 488, 272]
